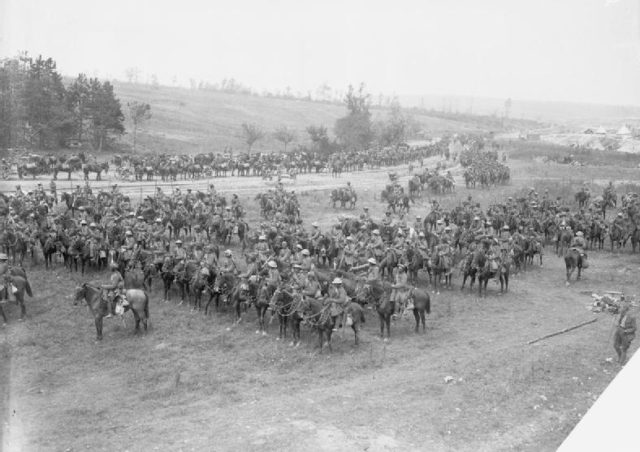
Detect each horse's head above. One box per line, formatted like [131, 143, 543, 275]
[73, 284, 87, 305]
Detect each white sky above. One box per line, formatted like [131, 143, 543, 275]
[2, 0, 640, 106]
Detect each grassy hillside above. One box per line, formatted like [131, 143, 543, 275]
[113, 82, 538, 155]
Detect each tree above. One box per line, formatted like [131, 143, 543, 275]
[87, 79, 124, 150]
[373, 98, 418, 148]
[127, 101, 151, 152]
[22, 55, 73, 149]
[241, 122, 265, 154]
[67, 73, 92, 142]
[124, 67, 139, 84]
[334, 83, 373, 151]
[273, 126, 295, 152]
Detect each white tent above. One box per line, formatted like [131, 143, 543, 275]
[617, 125, 631, 136]
[596, 126, 607, 135]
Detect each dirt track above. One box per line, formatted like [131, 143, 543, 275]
[1, 156, 639, 451]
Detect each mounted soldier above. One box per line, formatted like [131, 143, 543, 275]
[100, 263, 127, 318]
[569, 231, 588, 268]
[325, 278, 349, 331]
[367, 229, 384, 261]
[390, 264, 411, 317]
[219, 249, 238, 277]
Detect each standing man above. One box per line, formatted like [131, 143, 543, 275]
[614, 298, 636, 365]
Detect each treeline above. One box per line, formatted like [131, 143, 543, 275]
[241, 84, 421, 156]
[0, 53, 124, 151]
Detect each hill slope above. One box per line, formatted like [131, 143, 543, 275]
[113, 82, 536, 154]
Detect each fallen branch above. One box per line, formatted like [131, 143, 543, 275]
[527, 318, 598, 345]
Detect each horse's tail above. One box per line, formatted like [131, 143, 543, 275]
[25, 279, 33, 297]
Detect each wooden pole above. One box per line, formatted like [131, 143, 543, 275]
[527, 318, 598, 345]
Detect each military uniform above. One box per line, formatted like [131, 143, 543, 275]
[614, 304, 636, 364]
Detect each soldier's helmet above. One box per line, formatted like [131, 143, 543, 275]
[332, 277, 343, 284]
[301, 249, 310, 256]
[367, 257, 377, 265]
[80, 220, 87, 225]
[224, 249, 232, 256]
[89, 222, 97, 228]
[0, 253, 8, 260]
[268, 260, 277, 268]
[576, 231, 583, 237]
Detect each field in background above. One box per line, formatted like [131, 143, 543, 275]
[112, 82, 538, 154]
[2, 153, 640, 451]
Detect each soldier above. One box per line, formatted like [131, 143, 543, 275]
[300, 249, 314, 272]
[203, 245, 218, 268]
[614, 298, 636, 365]
[255, 235, 270, 265]
[219, 249, 238, 276]
[326, 278, 349, 331]
[390, 264, 411, 317]
[15, 185, 24, 198]
[499, 225, 511, 258]
[310, 222, 322, 248]
[174, 239, 187, 261]
[352, 257, 380, 283]
[413, 215, 423, 234]
[570, 231, 588, 268]
[360, 206, 371, 222]
[368, 229, 384, 261]
[101, 263, 127, 318]
[49, 180, 57, 203]
[192, 224, 207, 246]
[301, 271, 322, 299]
[277, 241, 292, 272]
[239, 253, 259, 280]
[340, 236, 357, 271]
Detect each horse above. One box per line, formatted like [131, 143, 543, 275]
[556, 229, 573, 256]
[356, 280, 394, 340]
[430, 252, 452, 293]
[189, 267, 216, 312]
[69, 238, 91, 274]
[300, 297, 335, 352]
[74, 283, 149, 341]
[407, 287, 431, 333]
[0, 275, 33, 324]
[476, 255, 509, 296]
[564, 248, 584, 283]
[609, 225, 628, 251]
[524, 237, 543, 267]
[379, 248, 398, 280]
[205, 272, 237, 315]
[459, 251, 477, 291]
[273, 290, 305, 346]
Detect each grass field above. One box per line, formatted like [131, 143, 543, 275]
[112, 82, 538, 154]
[2, 152, 640, 451]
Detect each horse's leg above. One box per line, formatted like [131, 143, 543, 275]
[385, 316, 391, 339]
[0, 304, 6, 325]
[95, 316, 103, 341]
[133, 310, 141, 332]
[413, 309, 419, 333]
[420, 310, 426, 332]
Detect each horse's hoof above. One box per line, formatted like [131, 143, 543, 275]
[255, 330, 260, 334]
[289, 341, 294, 347]
[383, 338, 389, 343]
[275, 336, 280, 340]
[262, 331, 267, 336]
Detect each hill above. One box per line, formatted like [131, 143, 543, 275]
[112, 82, 541, 154]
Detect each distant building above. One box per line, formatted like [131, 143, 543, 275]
[583, 128, 594, 134]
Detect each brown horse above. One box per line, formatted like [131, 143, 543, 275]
[0, 275, 33, 325]
[300, 297, 335, 352]
[564, 248, 584, 284]
[407, 287, 431, 333]
[355, 280, 394, 340]
[74, 283, 149, 341]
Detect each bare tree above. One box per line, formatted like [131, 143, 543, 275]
[127, 101, 151, 152]
[273, 126, 295, 153]
[241, 122, 265, 155]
